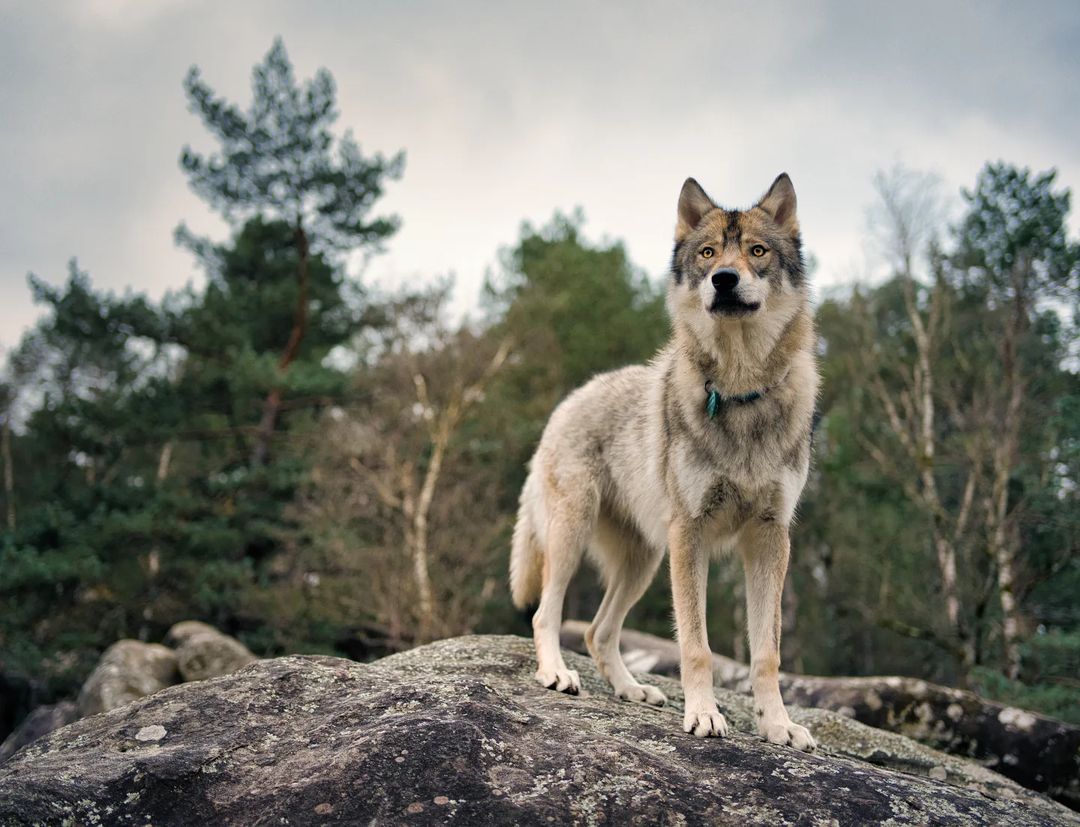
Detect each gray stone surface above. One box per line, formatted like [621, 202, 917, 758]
[563, 619, 1080, 810]
[0, 635, 1076, 825]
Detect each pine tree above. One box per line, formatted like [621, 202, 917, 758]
[180, 37, 404, 464]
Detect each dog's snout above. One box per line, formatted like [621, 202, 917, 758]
[711, 268, 739, 292]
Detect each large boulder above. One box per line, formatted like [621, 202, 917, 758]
[0, 635, 1075, 825]
[165, 621, 256, 682]
[562, 619, 1080, 810]
[76, 640, 180, 718]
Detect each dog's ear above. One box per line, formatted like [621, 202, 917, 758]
[756, 173, 798, 234]
[676, 178, 715, 241]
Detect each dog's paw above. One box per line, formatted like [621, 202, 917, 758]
[760, 719, 816, 752]
[615, 682, 667, 706]
[683, 708, 729, 738]
[535, 668, 580, 695]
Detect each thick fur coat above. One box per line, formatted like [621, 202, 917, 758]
[510, 174, 818, 750]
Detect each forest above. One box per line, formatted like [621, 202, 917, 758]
[1, 39, 1078, 737]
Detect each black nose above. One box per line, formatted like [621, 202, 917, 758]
[711, 268, 739, 292]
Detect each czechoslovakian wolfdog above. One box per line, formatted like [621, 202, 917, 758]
[509, 174, 817, 750]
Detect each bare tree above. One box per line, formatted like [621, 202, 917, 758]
[983, 254, 1030, 679]
[352, 335, 512, 639]
[855, 166, 979, 676]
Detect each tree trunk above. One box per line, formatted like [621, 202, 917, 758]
[156, 440, 174, 483]
[990, 264, 1027, 680]
[864, 268, 973, 679]
[252, 225, 311, 466]
[907, 273, 969, 670]
[1, 413, 13, 531]
[411, 416, 452, 641]
[402, 340, 511, 640]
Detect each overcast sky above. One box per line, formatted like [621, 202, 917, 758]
[2, 0, 1079, 352]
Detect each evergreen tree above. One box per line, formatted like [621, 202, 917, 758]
[180, 37, 404, 463]
[0, 40, 408, 697]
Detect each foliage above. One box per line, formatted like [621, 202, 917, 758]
[0, 41, 405, 702]
[180, 37, 403, 252]
[795, 163, 1079, 715]
[0, 39, 1076, 734]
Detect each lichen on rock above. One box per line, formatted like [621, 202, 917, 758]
[0, 635, 1075, 826]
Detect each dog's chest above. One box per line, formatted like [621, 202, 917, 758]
[667, 404, 809, 527]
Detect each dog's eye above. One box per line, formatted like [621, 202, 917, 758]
[750, 244, 767, 257]
[700, 247, 714, 259]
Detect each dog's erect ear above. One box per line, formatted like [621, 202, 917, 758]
[676, 177, 715, 241]
[756, 173, 798, 234]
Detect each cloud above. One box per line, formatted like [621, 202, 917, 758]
[1, 1, 1078, 351]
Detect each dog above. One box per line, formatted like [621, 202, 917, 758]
[509, 173, 817, 750]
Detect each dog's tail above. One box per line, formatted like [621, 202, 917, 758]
[509, 471, 544, 610]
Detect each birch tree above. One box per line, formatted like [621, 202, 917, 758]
[951, 164, 1080, 678]
[852, 167, 979, 675]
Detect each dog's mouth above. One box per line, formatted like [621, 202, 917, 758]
[709, 295, 762, 316]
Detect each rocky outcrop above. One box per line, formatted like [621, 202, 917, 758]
[0, 635, 1075, 825]
[0, 623, 256, 768]
[76, 640, 180, 718]
[166, 621, 256, 682]
[562, 619, 1080, 810]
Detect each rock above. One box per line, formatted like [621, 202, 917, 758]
[781, 673, 1080, 810]
[165, 621, 256, 682]
[0, 702, 78, 764]
[76, 640, 180, 718]
[0, 636, 1075, 826]
[2, 622, 250, 766]
[563, 619, 1080, 810]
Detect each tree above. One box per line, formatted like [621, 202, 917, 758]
[287, 286, 512, 646]
[1, 386, 13, 532]
[951, 163, 1080, 678]
[850, 167, 977, 674]
[808, 163, 1079, 692]
[356, 331, 512, 640]
[0, 217, 404, 692]
[485, 211, 668, 396]
[180, 37, 404, 464]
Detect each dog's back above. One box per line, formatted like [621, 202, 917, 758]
[509, 362, 664, 610]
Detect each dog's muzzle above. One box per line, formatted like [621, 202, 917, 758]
[708, 268, 760, 315]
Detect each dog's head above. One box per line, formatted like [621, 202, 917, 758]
[669, 174, 805, 325]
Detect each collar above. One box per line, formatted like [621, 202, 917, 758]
[704, 373, 785, 419]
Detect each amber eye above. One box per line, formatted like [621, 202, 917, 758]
[700, 246, 714, 258]
[750, 244, 767, 257]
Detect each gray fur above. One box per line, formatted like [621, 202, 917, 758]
[509, 174, 820, 749]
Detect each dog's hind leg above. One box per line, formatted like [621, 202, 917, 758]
[532, 476, 598, 695]
[586, 519, 667, 705]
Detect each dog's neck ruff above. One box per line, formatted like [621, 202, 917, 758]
[703, 372, 786, 419]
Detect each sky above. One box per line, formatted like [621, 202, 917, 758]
[2, 0, 1079, 352]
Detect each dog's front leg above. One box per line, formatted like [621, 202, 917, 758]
[741, 522, 816, 751]
[669, 518, 728, 738]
